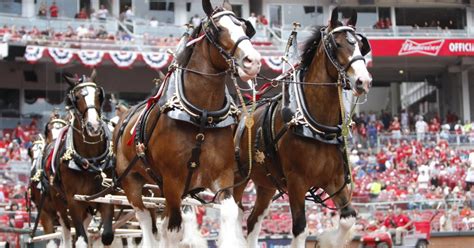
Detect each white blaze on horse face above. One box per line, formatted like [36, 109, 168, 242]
[218, 15, 261, 81]
[51, 128, 62, 140]
[347, 41, 372, 95]
[83, 86, 101, 136]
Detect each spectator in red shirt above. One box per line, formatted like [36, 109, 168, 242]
[383, 208, 413, 245]
[49, 2, 59, 18]
[76, 8, 88, 19]
[259, 15, 268, 26]
[12, 123, 25, 144]
[429, 118, 440, 134]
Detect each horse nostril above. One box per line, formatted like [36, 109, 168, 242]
[242, 56, 253, 68]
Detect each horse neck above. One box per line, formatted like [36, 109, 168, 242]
[72, 118, 106, 158]
[183, 40, 226, 111]
[302, 46, 341, 126]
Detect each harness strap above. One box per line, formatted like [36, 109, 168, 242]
[183, 110, 208, 198]
[230, 36, 250, 56]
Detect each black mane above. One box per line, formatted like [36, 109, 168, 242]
[300, 26, 324, 70]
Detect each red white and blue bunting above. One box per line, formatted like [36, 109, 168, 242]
[24, 45, 363, 71]
[262, 56, 283, 72]
[142, 52, 171, 70]
[109, 51, 138, 68]
[78, 50, 105, 67]
[48, 48, 74, 65]
[24, 46, 45, 63]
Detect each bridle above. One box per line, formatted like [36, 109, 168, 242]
[321, 25, 371, 89]
[183, 8, 256, 76]
[67, 80, 105, 143]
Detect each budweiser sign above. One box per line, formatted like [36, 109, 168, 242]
[398, 39, 445, 56]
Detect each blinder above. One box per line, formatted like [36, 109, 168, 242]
[356, 33, 371, 56]
[243, 19, 256, 38]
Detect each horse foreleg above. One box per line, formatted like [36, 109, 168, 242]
[247, 186, 275, 248]
[40, 209, 55, 234]
[318, 183, 356, 248]
[68, 203, 89, 248]
[149, 209, 159, 240]
[287, 179, 308, 248]
[57, 211, 72, 248]
[159, 178, 184, 248]
[99, 203, 115, 246]
[215, 189, 246, 248]
[122, 173, 156, 248]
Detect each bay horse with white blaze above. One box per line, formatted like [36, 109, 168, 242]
[48, 70, 115, 247]
[113, 0, 261, 247]
[28, 112, 68, 246]
[234, 8, 372, 248]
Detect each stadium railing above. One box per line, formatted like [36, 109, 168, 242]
[0, 14, 118, 34]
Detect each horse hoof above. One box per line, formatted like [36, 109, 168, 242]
[101, 231, 114, 246]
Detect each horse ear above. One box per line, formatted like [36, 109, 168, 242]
[329, 7, 339, 28]
[63, 73, 76, 87]
[222, 0, 232, 11]
[202, 0, 213, 17]
[90, 69, 97, 82]
[346, 9, 357, 27]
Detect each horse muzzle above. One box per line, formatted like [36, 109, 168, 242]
[85, 121, 102, 137]
[238, 55, 261, 81]
[354, 76, 372, 96]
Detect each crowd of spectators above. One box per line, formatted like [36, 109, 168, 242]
[0, 24, 181, 47]
[349, 110, 474, 149]
[1, 112, 474, 241]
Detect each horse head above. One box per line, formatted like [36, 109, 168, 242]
[44, 110, 68, 143]
[201, 0, 261, 81]
[64, 69, 105, 137]
[29, 135, 45, 161]
[325, 8, 372, 95]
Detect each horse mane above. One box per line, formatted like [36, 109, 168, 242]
[300, 22, 342, 71]
[300, 26, 324, 71]
[176, 23, 203, 67]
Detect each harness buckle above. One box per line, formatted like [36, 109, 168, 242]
[196, 133, 205, 142]
[136, 143, 146, 158]
[207, 116, 214, 124]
